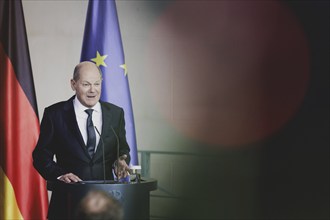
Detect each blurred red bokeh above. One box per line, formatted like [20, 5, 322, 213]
[144, 0, 309, 148]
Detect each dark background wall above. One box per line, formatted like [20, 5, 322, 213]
[153, 1, 329, 219]
[259, 1, 329, 219]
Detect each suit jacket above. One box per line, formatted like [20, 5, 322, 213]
[32, 96, 130, 219]
[33, 96, 130, 180]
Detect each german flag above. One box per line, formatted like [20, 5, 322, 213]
[0, 0, 48, 219]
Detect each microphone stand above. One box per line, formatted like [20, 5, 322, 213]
[110, 126, 121, 183]
[94, 126, 106, 183]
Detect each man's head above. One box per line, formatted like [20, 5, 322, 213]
[71, 61, 102, 108]
[75, 190, 123, 220]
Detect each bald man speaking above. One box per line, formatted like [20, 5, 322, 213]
[33, 61, 131, 219]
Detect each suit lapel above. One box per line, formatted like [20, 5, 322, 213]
[63, 96, 91, 161]
[93, 102, 113, 160]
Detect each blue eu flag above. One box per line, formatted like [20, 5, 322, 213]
[80, 0, 138, 165]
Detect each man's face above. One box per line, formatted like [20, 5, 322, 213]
[71, 63, 102, 108]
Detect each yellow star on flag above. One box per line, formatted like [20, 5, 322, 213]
[120, 64, 128, 76]
[91, 51, 108, 67]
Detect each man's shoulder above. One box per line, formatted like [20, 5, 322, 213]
[45, 97, 73, 112]
[100, 101, 123, 112]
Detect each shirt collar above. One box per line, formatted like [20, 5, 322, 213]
[73, 96, 101, 113]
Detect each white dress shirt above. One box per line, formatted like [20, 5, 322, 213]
[73, 97, 102, 152]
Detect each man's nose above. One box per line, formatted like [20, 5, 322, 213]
[89, 85, 96, 92]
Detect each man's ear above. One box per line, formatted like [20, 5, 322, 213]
[70, 79, 76, 91]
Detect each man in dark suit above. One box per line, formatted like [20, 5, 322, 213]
[33, 61, 131, 219]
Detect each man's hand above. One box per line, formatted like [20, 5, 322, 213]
[58, 173, 82, 183]
[115, 154, 130, 179]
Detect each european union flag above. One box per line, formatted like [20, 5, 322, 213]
[80, 0, 138, 165]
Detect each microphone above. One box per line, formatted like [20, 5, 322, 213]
[94, 126, 106, 183]
[110, 126, 120, 182]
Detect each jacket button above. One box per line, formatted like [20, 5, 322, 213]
[89, 161, 93, 166]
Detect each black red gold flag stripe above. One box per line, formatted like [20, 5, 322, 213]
[0, 0, 48, 219]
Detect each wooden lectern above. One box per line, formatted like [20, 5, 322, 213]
[47, 178, 157, 220]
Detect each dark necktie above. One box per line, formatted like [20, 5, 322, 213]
[85, 109, 96, 158]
